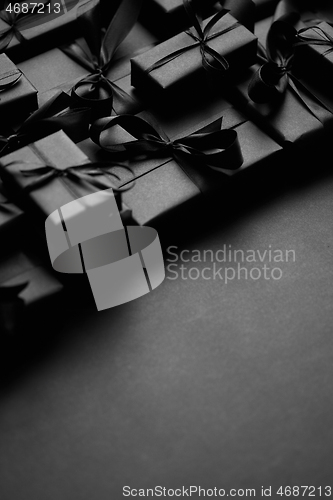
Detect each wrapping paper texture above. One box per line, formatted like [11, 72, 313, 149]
[131, 12, 257, 98]
[0, 180, 23, 235]
[82, 107, 282, 226]
[0, 54, 38, 122]
[0, 131, 101, 219]
[0, 0, 83, 63]
[233, 63, 333, 147]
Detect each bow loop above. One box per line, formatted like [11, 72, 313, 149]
[62, 0, 142, 118]
[248, 10, 299, 102]
[90, 114, 243, 173]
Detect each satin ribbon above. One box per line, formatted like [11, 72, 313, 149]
[145, 0, 239, 76]
[61, 0, 142, 118]
[247, 1, 333, 123]
[0, 0, 50, 52]
[90, 114, 243, 184]
[0, 91, 90, 155]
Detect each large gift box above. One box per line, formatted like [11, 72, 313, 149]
[131, 8, 257, 99]
[0, 0, 85, 63]
[0, 131, 130, 225]
[0, 53, 37, 122]
[229, 10, 333, 149]
[80, 105, 282, 226]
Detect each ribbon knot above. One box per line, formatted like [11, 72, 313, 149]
[90, 114, 243, 179]
[61, 0, 142, 119]
[248, 11, 299, 102]
[144, 0, 238, 77]
[295, 25, 333, 59]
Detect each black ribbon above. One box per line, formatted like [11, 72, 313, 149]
[247, 2, 333, 123]
[0, 91, 91, 155]
[61, 0, 142, 119]
[0, 0, 50, 52]
[145, 0, 239, 76]
[90, 114, 243, 183]
[14, 160, 135, 212]
[248, 9, 300, 102]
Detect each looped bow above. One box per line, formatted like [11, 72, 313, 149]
[61, 0, 142, 118]
[248, 11, 300, 102]
[0, 91, 91, 155]
[0, 0, 50, 52]
[295, 25, 333, 58]
[90, 114, 243, 173]
[15, 161, 135, 200]
[145, 0, 239, 76]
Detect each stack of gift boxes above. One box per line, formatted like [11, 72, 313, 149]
[1, 0, 333, 332]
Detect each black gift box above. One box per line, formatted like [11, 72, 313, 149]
[0, 53, 37, 122]
[0, 130, 130, 224]
[0, 0, 83, 63]
[131, 11, 257, 99]
[233, 63, 333, 149]
[80, 103, 282, 226]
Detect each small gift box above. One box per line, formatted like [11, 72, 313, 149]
[294, 22, 333, 99]
[0, 0, 84, 63]
[0, 53, 37, 122]
[139, 0, 255, 39]
[131, 5, 257, 99]
[84, 107, 282, 226]
[0, 130, 131, 225]
[233, 63, 333, 148]
[0, 180, 23, 235]
[0, 246, 63, 335]
[230, 7, 333, 149]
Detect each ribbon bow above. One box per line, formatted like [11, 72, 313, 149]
[0, 91, 91, 155]
[295, 25, 333, 58]
[0, 0, 50, 53]
[248, 9, 300, 102]
[145, 0, 239, 76]
[61, 0, 142, 119]
[15, 161, 135, 212]
[90, 114, 243, 175]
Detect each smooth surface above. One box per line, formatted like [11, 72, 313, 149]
[1, 149, 333, 498]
